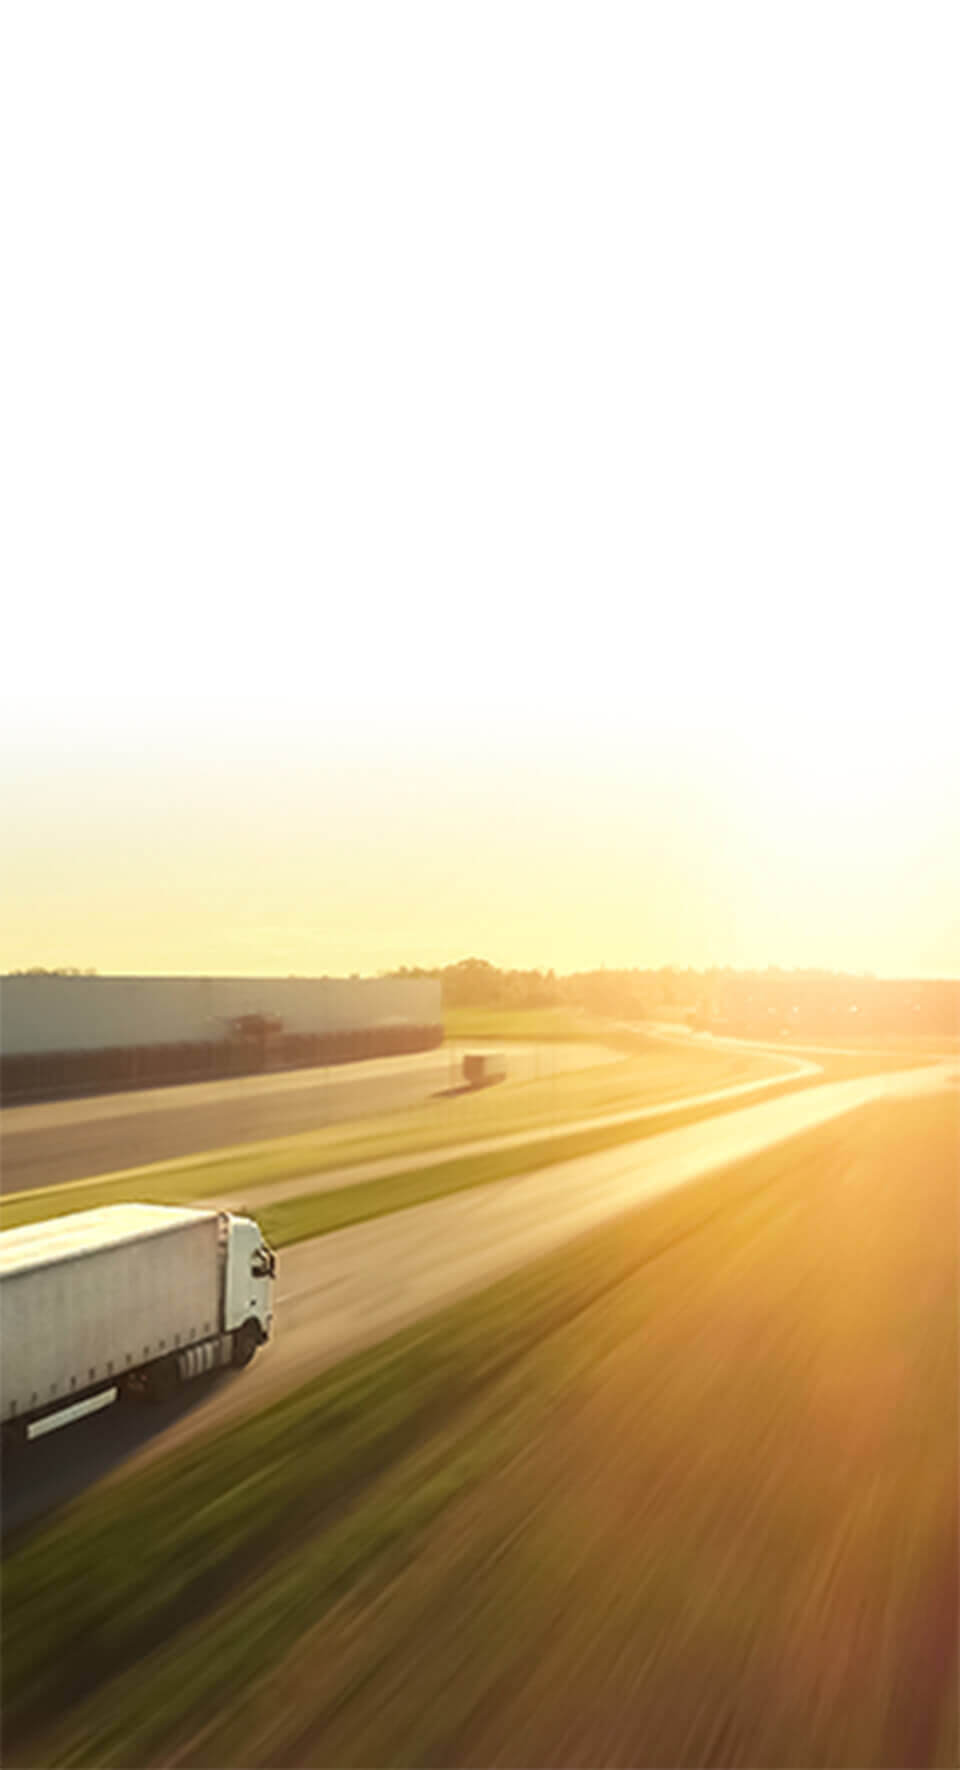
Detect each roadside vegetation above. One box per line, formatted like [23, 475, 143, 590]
[4, 1090, 956, 1767]
[1, 1044, 938, 1241]
[1, 1039, 935, 1238]
[775, 1030, 960, 1055]
[240, 1067, 856, 1248]
[393, 955, 960, 1043]
[444, 1005, 607, 1042]
[0, 1035, 790, 1231]
[445, 998, 957, 1057]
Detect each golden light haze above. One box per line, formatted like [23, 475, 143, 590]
[2, 5, 956, 981]
[4, 671, 956, 979]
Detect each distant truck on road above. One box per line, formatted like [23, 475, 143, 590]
[1, 1204, 276, 1441]
[462, 1051, 507, 1088]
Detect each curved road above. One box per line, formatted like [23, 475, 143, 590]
[3, 1059, 951, 1538]
[202, 1050, 821, 1210]
[0, 1040, 618, 1194]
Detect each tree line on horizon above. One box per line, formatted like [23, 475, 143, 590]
[6, 961, 957, 1036]
[381, 957, 959, 1036]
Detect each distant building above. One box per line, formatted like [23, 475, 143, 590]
[0, 973, 443, 1104]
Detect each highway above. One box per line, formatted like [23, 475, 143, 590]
[3, 1058, 950, 1538]
[0, 1040, 616, 1193]
[201, 1049, 820, 1209]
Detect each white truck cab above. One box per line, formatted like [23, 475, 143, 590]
[222, 1213, 276, 1362]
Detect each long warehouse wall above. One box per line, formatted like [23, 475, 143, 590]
[0, 975, 444, 1104]
[0, 975, 441, 1056]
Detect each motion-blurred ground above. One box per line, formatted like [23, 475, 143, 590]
[8, 1087, 956, 1767]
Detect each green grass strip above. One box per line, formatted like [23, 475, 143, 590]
[0, 1102, 883, 1759]
[0, 1036, 783, 1232]
[246, 1055, 931, 1247]
[248, 1074, 815, 1246]
[442, 1007, 628, 1042]
[0, 1048, 933, 1242]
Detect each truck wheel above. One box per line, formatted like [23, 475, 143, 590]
[232, 1322, 259, 1368]
[145, 1355, 180, 1404]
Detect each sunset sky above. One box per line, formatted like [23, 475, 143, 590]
[3, 6, 957, 980]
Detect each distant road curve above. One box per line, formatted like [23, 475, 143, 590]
[202, 1048, 823, 1212]
[642, 1019, 960, 1061]
[0, 1040, 618, 1195]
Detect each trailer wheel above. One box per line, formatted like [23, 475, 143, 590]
[232, 1321, 259, 1368]
[145, 1354, 180, 1404]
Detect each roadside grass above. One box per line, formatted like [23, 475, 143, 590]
[4, 1091, 955, 1768]
[0, 1039, 793, 1232]
[443, 1007, 605, 1042]
[449, 1007, 960, 1059]
[729, 1030, 960, 1057]
[1, 1045, 938, 1241]
[245, 1070, 828, 1247]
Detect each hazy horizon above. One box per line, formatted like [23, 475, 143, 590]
[3, 954, 958, 986]
[3, 7, 956, 985]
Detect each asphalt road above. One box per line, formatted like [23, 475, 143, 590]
[0, 1040, 616, 1194]
[4, 1060, 949, 1538]
[202, 1051, 820, 1210]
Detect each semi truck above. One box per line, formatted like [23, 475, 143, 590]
[0, 1203, 276, 1440]
[462, 1050, 507, 1088]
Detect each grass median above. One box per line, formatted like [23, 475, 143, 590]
[0, 1042, 933, 1239]
[443, 1006, 611, 1041]
[0, 1037, 794, 1231]
[4, 1089, 955, 1767]
[244, 1069, 824, 1247]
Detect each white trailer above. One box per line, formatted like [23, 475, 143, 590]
[0, 1204, 275, 1438]
[462, 1051, 507, 1088]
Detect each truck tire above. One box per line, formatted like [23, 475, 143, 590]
[232, 1321, 259, 1368]
[145, 1354, 180, 1404]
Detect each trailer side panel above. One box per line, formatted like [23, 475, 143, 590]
[1, 1215, 221, 1422]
